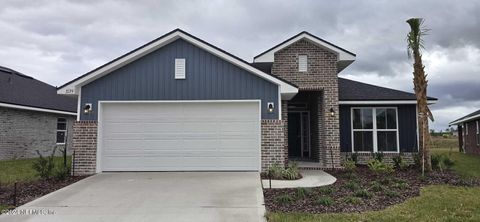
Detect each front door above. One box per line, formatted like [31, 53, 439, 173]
[288, 112, 310, 159]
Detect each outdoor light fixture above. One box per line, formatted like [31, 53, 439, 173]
[84, 103, 92, 114]
[329, 107, 335, 117]
[267, 102, 275, 113]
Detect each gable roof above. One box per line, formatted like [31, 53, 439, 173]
[450, 109, 480, 125]
[253, 31, 356, 72]
[57, 29, 298, 99]
[250, 62, 438, 104]
[0, 66, 77, 114]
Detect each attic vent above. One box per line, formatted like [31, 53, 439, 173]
[298, 55, 308, 72]
[175, 58, 186, 79]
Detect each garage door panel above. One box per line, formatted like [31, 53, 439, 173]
[100, 102, 260, 171]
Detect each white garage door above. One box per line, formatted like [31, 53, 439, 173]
[99, 101, 260, 171]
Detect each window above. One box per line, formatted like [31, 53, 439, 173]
[476, 121, 479, 146]
[56, 118, 67, 144]
[298, 55, 307, 72]
[352, 108, 399, 152]
[175, 58, 186, 79]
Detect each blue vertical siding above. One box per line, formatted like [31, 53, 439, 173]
[339, 104, 418, 152]
[80, 39, 279, 120]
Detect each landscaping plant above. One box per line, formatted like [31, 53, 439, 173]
[32, 148, 57, 180]
[392, 154, 408, 170]
[367, 159, 395, 175]
[406, 18, 434, 172]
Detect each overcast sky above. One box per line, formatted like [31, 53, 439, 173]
[1, 0, 479, 130]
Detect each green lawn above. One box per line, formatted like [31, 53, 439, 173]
[269, 136, 480, 222]
[0, 156, 70, 185]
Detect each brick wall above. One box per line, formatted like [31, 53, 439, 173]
[281, 101, 288, 164]
[261, 119, 285, 171]
[463, 120, 480, 155]
[341, 152, 416, 165]
[271, 39, 341, 168]
[72, 121, 98, 175]
[0, 107, 74, 160]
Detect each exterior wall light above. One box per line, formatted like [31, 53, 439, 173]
[329, 107, 335, 117]
[84, 103, 92, 114]
[267, 102, 275, 113]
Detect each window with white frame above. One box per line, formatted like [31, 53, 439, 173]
[476, 120, 479, 145]
[56, 118, 67, 144]
[298, 55, 308, 72]
[352, 107, 399, 152]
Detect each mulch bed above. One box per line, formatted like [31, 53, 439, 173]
[263, 166, 480, 214]
[0, 176, 87, 210]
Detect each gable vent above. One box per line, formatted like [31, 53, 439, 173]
[175, 58, 186, 79]
[298, 55, 307, 72]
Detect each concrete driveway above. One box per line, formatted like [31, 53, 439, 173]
[1, 172, 266, 222]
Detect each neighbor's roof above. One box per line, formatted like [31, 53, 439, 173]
[450, 109, 480, 125]
[0, 66, 77, 114]
[250, 62, 438, 103]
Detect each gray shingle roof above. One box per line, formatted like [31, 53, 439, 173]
[450, 109, 480, 125]
[0, 66, 77, 113]
[250, 62, 437, 101]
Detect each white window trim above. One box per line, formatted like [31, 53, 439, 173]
[174, 58, 186, 79]
[298, 55, 308, 72]
[350, 107, 400, 153]
[56, 118, 67, 145]
[466, 122, 469, 135]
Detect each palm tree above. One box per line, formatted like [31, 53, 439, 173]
[406, 18, 434, 172]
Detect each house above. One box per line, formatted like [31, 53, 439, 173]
[57, 29, 437, 175]
[450, 109, 480, 155]
[0, 66, 77, 160]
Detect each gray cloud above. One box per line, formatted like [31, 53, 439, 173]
[1, 0, 479, 130]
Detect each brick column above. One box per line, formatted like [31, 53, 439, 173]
[318, 89, 341, 168]
[261, 119, 285, 171]
[72, 121, 97, 175]
[281, 100, 289, 165]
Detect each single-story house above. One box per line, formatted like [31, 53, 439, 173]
[450, 109, 480, 155]
[0, 66, 77, 160]
[57, 29, 437, 175]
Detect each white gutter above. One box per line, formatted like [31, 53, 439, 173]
[0, 102, 77, 116]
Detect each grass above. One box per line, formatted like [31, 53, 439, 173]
[267, 136, 480, 221]
[0, 156, 71, 185]
[267, 185, 480, 222]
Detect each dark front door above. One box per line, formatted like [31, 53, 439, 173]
[288, 112, 310, 159]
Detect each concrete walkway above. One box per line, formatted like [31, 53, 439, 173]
[1, 172, 266, 222]
[261, 170, 336, 189]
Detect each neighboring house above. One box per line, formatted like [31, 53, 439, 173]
[450, 110, 480, 155]
[57, 29, 437, 175]
[0, 66, 77, 160]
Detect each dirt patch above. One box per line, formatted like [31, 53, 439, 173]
[0, 176, 87, 211]
[263, 166, 478, 214]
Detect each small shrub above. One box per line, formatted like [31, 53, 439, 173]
[431, 154, 455, 172]
[315, 197, 334, 206]
[373, 152, 384, 162]
[347, 152, 359, 164]
[392, 182, 409, 190]
[344, 196, 362, 204]
[282, 162, 301, 180]
[391, 177, 407, 184]
[367, 159, 395, 175]
[345, 181, 361, 191]
[413, 153, 421, 167]
[369, 181, 384, 192]
[275, 194, 294, 204]
[295, 187, 312, 199]
[318, 186, 336, 195]
[385, 190, 400, 197]
[32, 148, 57, 180]
[53, 165, 71, 181]
[392, 155, 408, 170]
[354, 189, 373, 199]
[267, 164, 283, 179]
[380, 177, 393, 185]
[343, 160, 357, 173]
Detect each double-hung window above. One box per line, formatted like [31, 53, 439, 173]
[56, 118, 67, 144]
[476, 121, 479, 146]
[352, 107, 399, 152]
